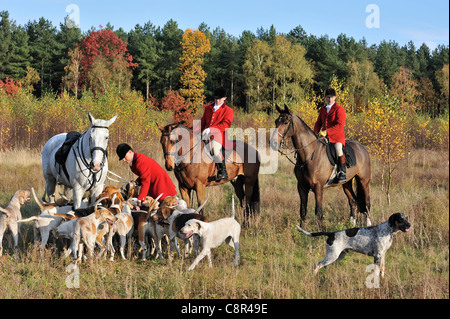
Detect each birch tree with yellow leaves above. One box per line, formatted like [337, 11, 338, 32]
[179, 29, 211, 114]
[363, 93, 411, 205]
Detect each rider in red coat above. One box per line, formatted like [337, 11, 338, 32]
[313, 88, 347, 183]
[116, 143, 177, 202]
[193, 87, 233, 181]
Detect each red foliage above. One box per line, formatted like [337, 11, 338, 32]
[0, 77, 22, 96]
[161, 90, 194, 126]
[79, 28, 137, 84]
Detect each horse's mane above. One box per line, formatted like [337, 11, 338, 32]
[281, 109, 318, 138]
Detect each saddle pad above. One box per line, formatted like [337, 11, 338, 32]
[326, 141, 356, 168]
[55, 131, 81, 166]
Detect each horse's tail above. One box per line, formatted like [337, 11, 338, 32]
[250, 176, 260, 214]
[354, 175, 370, 213]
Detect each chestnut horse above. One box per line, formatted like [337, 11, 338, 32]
[271, 105, 371, 230]
[158, 123, 260, 218]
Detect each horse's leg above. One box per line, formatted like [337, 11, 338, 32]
[297, 182, 310, 228]
[312, 185, 324, 231]
[179, 186, 191, 208]
[342, 180, 358, 226]
[44, 176, 57, 203]
[356, 175, 372, 226]
[71, 184, 84, 210]
[195, 184, 207, 214]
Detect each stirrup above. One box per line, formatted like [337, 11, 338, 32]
[335, 172, 346, 183]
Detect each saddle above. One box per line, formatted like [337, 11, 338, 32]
[55, 131, 81, 179]
[325, 141, 356, 168]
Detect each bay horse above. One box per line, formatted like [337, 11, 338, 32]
[41, 113, 117, 209]
[271, 104, 371, 230]
[158, 122, 260, 219]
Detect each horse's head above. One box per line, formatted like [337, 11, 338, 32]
[157, 122, 189, 171]
[88, 113, 118, 172]
[271, 104, 294, 150]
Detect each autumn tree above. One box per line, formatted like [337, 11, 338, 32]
[363, 93, 410, 205]
[435, 64, 449, 113]
[80, 27, 137, 93]
[346, 58, 383, 113]
[62, 44, 82, 96]
[161, 90, 193, 125]
[243, 39, 272, 112]
[390, 66, 420, 114]
[179, 28, 211, 113]
[21, 66, 40, 93]
[270, 35, 313, 108]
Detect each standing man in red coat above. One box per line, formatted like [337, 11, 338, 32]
[194, 87, 233, 181]
[116, 143, 177, 201]
[314, 88, 347, 183]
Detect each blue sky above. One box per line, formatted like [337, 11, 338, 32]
[1, 0, 449, 50]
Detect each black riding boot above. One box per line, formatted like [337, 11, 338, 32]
[336, 155, 347, 183]
[216, 160, 229, 181]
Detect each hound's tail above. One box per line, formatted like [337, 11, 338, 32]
[17, 216, 40, 224]
[296, 226, 333, 238]
[231, 196, 235, 219]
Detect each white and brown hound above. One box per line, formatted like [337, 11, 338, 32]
[297, 212, 411, 279]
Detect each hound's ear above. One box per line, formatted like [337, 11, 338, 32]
[275, 104, 283, 113]
[161, 207, 172, 219]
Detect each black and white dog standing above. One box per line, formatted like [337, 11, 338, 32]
[297, 213, 411, 279]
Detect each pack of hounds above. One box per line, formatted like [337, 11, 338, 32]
[1, 184, 410, 283]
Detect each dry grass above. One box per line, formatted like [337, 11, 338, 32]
[0, 146, 448, 299]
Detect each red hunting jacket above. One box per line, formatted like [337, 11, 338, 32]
[313, 103, 346, 145]
[130, 152, 177, 201]
[194, 102, 234, 149]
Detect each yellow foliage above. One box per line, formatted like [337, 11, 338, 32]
[363, 95, 409, 165]
[179, 29, 211, 113]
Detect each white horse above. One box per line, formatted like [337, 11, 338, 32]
[41, 113, 117, 209]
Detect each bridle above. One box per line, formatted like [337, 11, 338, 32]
[72, 124, 110, 191]
[161, 131, 201, 166]
[275, 113, 294, 147]
[161, 128, 201, 189]
[275, 113, 326, 168]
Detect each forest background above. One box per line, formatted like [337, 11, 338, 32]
[0, 10, 448, 158]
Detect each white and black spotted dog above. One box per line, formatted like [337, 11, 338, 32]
[297, 212, 411, 279]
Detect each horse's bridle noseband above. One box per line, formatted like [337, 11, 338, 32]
[276, 114, 293, 146]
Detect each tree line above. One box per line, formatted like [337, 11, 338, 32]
[0, 11, 448, 117]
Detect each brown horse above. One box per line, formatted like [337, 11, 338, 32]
[158, 122, 260, 218]
[271, 104, 371, 230]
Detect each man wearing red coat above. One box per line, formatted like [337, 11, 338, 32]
[116, 143, 177, 202]
[314, 88, 347, 183]
[194, 87, 233, 181]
